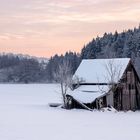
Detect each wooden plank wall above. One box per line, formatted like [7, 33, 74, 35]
[121, 67, 137, 110]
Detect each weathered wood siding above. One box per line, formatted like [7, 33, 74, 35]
[113, 62, 140, 111]
[106, 91, 114, 107]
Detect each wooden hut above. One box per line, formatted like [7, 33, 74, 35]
[66, 58, 140, 111]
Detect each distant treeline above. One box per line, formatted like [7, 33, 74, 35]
[0, 52, 80, 83]
[46, 52, 81, 82]
[0, 26, 140, 83]
[0, 54, 45, 83]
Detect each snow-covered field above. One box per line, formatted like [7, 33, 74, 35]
[0, 84, 140, 140]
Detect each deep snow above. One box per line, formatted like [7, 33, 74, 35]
[74, 58, 130, 83]
[67, 85, 109, 103]
[0, 84, 140, 140]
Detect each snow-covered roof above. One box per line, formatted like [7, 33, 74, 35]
[73, 58, 130, 84]
[67, 85, 109, 103]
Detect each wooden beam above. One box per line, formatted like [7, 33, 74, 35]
[72, 97, 93, 111]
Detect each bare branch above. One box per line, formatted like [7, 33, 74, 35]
[53, 60, 73, 108]
[104, 59, 123, 85]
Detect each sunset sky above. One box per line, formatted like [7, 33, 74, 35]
[0, 0, 140, 57]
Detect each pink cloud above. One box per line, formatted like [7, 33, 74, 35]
[0, 0, 139, 57]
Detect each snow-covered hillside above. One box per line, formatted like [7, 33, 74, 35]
[0, 52, 49, 64]
[0, 84, 140, 140]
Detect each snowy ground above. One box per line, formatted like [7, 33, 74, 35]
[0, 84, 140, 140]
